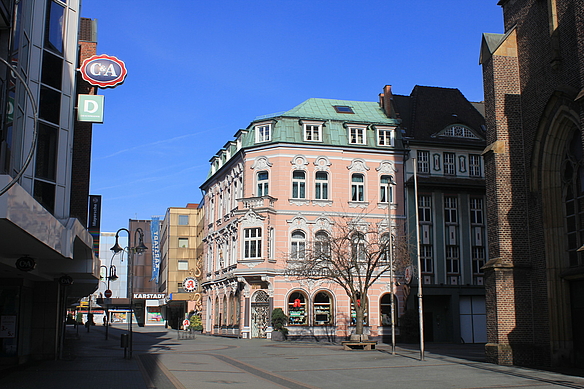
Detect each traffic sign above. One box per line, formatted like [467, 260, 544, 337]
[104, 289, 112, 298]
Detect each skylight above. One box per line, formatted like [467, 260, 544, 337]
[334, 105, 354, 114]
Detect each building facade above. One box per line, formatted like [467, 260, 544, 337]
[158, 204, 204, 329]
[480, 0, 584, 367]
[392, 86, 487, 344]
[0, 2, 99, 366]
[201, 96, 406, 341]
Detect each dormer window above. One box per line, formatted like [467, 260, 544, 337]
[301, 120, 324, 142]
[348, 125, 367, 145]
[441, 125, 479, 140]
[255, 122, 272, 143]
[376, 126, 395, 147]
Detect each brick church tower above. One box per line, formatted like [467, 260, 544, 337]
[480, 0, 584, 367]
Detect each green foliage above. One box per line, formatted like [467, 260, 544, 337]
[272, 308, 288, 336]
[188, 313, 203, 331]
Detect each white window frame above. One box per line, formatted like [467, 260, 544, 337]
[290, 230, 306, 260]
[315, 171, 329, 200]
[255, 122, 271, 143]
[379, 175, 394, 203]
[376, 126, 395, 147]
[469, 154, 482, 177]
[302, 120, 323, 142]
[351, 173, 365, 202]
[178, 237, 189, 248]
[417, 150, 430, 173]
[243, 227, 262, 259]
[178, 260, 189, 271]
[443, 152, 456, 175]
[348, 125, 367, 145]
[444, 196, 458, 224]
[292, 170, 306, 199]
[257, 171, 269, 196]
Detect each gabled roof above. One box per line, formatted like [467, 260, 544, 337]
[394, 85, 485, 145]
[253, 98, 398, 126]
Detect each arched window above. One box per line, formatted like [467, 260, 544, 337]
[314, 230, 330, 258]
[292, 170, 306, 199]
[288, 291, 307, 325]
[351, 173, 364, 201]
[315, 171, 329, 200]
[290, 230, 306, 260]
[214, 297, 220, 328]
[351, 232, 366, 261]
[313, 291, 333, 325]
[222, 296, 228, 326]
[257, 171, 269, 196]
[380, 293, 398, 326]
[563, 130, 584, 266]
[380, 175, 394, 203]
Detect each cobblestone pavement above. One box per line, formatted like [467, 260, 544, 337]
[2, 324, 584, 389]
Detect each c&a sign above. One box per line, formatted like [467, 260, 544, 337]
[80, 54, 127, 88]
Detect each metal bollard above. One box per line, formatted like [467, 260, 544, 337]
[120, 333, 129, 358]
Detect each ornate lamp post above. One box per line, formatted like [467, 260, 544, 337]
[100, 254, 119, 340]
[110, 227, 148, 359]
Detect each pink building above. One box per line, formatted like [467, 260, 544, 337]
[200, 94, 406, 341]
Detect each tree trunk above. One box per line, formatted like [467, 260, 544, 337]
[354, 300, 365, 335]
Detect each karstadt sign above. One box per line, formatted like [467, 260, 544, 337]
[80, 54, 127, 88]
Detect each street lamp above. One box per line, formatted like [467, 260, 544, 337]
[101, 253, 119, 340]
[111, 227, 148, 360]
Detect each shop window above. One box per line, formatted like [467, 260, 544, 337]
[350, 295, 368, 325]
[288, 291, 307, 325]
[380, 293, 398, 326]
[313, 291, 333, 325]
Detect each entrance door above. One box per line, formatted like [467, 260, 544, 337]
[251, 290, 269, 338]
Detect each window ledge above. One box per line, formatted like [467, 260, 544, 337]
[348, 201, 369, 208]
[312, 199, 332, 207]
[289, 199, 310, 206]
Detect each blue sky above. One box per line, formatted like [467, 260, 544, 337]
[81, 1, 504, 233]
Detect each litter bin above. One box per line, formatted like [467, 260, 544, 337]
[120, 333, 129, 348]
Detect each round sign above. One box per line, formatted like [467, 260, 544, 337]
[183, 277, 199, 292]
[104, 289, 112, 298]
[80, 54, 128, 88]
[404, 266, 412, 284]
[183, 319, 190, 329]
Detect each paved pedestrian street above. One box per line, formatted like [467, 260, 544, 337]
[2, 324, 584, 389]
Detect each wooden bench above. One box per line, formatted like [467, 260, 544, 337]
[341, 340, 378, 350]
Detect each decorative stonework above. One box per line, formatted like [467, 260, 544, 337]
[347, 159, 370, 172]
[290, 155, 308, 169]
[314, 156, 332, 171]
[251, 156, 273, 171]
[376, 160, 396, 174]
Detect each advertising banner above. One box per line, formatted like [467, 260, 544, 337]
[150, 217, 161, 283]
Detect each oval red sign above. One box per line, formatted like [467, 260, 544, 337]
[80, 54, 127, 88]
[104, 289, 112, 298]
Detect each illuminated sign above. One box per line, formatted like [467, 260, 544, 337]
[80, 54, 127, 88]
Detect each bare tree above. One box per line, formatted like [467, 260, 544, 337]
[286, 214, 409, 337]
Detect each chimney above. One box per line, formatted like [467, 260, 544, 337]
[379, 85, 394, 118]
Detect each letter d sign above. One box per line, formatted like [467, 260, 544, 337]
[77, 94, 104, 123]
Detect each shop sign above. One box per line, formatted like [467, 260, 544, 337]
[183, 277, 198, 292]
[133, 293, 166, 299]
[77, 95, 104, 123]
[80, 54, 127, 88]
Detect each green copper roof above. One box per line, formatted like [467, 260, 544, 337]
[255, 98, 397, 125]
